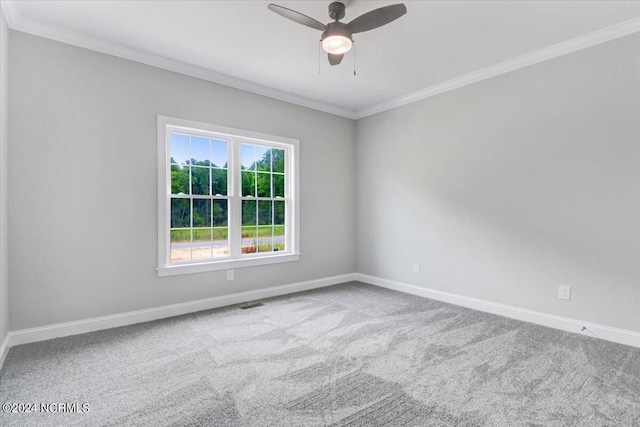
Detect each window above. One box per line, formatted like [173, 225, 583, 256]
[157, 116, 299, 276]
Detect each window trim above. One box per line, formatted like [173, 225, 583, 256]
[157, 115, 300, 277]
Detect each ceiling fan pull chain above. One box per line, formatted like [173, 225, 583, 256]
[353, 41, 357, 76]
[318, 40, 321, 75]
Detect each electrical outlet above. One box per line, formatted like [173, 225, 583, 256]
[558, 285, 571, 300]
[227, 269, 234, 281]
[412, 263, 420, 274]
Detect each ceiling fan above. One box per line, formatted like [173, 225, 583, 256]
[268, 2, 407, 66]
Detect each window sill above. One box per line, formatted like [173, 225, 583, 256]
[157, 253, 301, 277]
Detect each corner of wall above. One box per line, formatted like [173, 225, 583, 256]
[0, 5, 10, 367]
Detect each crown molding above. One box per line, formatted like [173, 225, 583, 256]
[0, 1, 18, 27]
[2, 1, 639, 121]
[0, 1, 358, 120]
[355, 16, 640, 119]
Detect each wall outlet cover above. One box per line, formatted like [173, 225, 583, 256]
[558, 285, 571, 300]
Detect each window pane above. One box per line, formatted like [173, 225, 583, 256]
[192, 228, 212, 259]
[274, 201, 285, 225]
[211, 139, 227, 169]
[242, 226, 257, 254]
[242, 171, 256, 197]
[257, 226, 276, 253]
[170, 229, 191, 261]
[242, 200, 256, 226]
[258, 235, 273, 253]
[258, 200, 273, 226]
[211, 168, 228, 196]
[272, 149, 285, 173]
[257, 225, 272, 238]
[273, 174, 284, 198]
[256, 147, 270, 172]
[242, 242, 257, 254]
[274, 225, 285, 252]
[193, 199, 212, 227]
[171, 198, 190, 228]
[193, 228, 211, 242]
[241, 226, 257, 239]
[241, 144, 255, 170]
[191, 167, 210, 196]
[191, 247, 211, 260]
[170, 133, 190, 166]
[191, 136, 210, 166]
[273, 225, 286, 251]
[213, 200, 228, 227]
[212, 228, 229, 257]
[171, 164, 189, 195]
[256, 173, 271, 197]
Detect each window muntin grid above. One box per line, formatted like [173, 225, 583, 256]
[159, 119, 297, 275]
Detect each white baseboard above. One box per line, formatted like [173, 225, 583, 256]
[2, 271, 637, 373]
[356, 273, 640, 348]
[0, 333, 9, 369]
[2, 273, 356, 360]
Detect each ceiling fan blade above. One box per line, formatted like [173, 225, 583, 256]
[346, 3, 407, 34]
[328, 53, 344, 66]
[268, 4, 327, 31]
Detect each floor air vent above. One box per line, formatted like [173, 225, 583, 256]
[239, 302, 264, 310]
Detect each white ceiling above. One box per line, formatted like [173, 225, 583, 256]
[4, 1, 640, 118]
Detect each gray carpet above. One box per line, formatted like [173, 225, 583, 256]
[1, 281, 639, 426]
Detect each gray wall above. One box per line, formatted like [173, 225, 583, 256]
[9, 32, 355, 330]
[7, 29, 639, 334]
[0, 10, 8, 344]
[356, 34, 640, 331]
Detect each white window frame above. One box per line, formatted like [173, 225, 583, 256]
[157, 116, 300, 277]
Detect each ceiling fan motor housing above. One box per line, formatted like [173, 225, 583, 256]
[321, 22, 352, 43]
[328, 2, 346, 21]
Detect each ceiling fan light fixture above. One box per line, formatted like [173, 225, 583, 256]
[268, 2, 407, 65]
[321, 22, 353, 55]
[322, 34, 352, 54]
